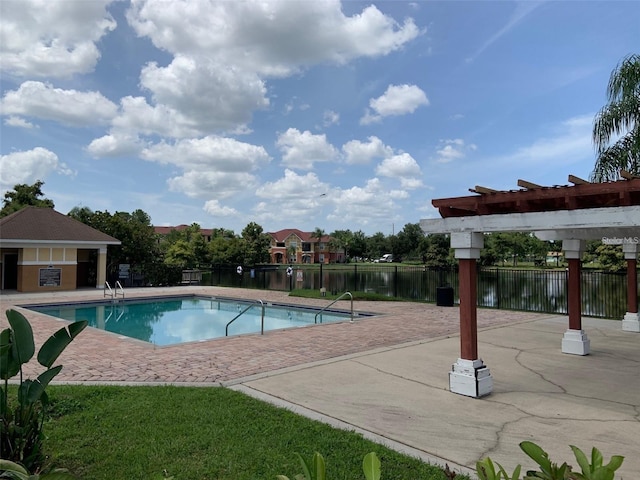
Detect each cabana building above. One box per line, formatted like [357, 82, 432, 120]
[0, 207, 120, 292]
[421, 174, 640, 398]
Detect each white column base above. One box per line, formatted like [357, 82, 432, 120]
[449, 358, 493, 398]
[622, 312, 640, 332]
[561, 329, 590, 355]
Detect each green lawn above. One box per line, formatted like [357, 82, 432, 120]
[42, 385, 464, 480]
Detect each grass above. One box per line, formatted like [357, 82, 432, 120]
[288, 288, 405, 301]
[41, 385, 462, 480]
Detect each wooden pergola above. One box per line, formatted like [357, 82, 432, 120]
[420, 173, 640, 398]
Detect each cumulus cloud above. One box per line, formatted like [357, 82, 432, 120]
[435, 138, 477, 163]
[168, 170, 258, 199]
[139, 136, 270, 201]
[323, 110, 340, 127]
[375, 152, 423, 188]
[0, 147, 74, 188]
[4, 116, 36, 129]
[139, 56, 269, 134]
[87, 133, 145, 158]
[252, 169, 331, 224]
[342, 136, 393, 165]
[203, 199, 238, 217]
[327, 178, 406, 228]
[361, 84, 429, 124]
[141, 136, 271, 171]
[126, 0, 420, 76]
[256, 169, 328, 200]
[0, 0, 116, 78]
[1, 81, 118, 127]
[276, 128, 339, 169]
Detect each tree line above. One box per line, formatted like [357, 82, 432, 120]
[1, 181, 630, 276]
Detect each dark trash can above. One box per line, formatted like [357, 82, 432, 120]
[436, 286, 454, 307]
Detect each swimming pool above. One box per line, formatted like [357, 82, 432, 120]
[27, 296, 363, 346]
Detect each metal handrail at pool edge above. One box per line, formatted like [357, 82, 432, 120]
[225, 299, 265, 336]
[314, 291, 353, 324]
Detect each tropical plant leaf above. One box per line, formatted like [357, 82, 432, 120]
[6, 309, 35, 365]
[24, 366, 63, 404]
[295, 453, 312, 480]
[590, 447, 603, 470]
[570, 445, 591, 474]
[311, 452, 325, 480]
[603, 455, 624, 472]
[37, 321, 87, 368]
[362, 452, 381, 480]
[0, 328, 20, 380]
[520, 441, 552, 473]
[0, 459, 29, 474]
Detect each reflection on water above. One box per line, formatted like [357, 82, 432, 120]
[30, 298, 351, 346]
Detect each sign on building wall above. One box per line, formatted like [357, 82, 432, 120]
[39, 267, 61, 287]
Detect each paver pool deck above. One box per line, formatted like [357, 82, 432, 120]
[1, 286, 638, 478]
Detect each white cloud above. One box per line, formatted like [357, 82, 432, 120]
[375, 152, 423, 187]
[0, 147, 74, 188]
[435, 138, 477, 163]
[342, 136, 393, 165]
[276, 128, 338, 170]
[139, 55, 269, 134]
[141, 136, 270, 201]
[327, 178, 405, 229]
[361, 84, 429, 124]
[0, 0, 116, 78]
[4, 116, 36, 129]
[1, 81, 118, 126]
[141, 136, 271, 171]
[168, 170, 258, 199]
[126, 0, 420, 76]
[87, 133, 145, 158]
[252, 169, 331, 224]
[203, 199, 238, 217]
[256, 169, 329, 200]
[323, 110, 340, 127]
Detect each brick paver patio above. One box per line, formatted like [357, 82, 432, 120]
[1, 286, 542, 384]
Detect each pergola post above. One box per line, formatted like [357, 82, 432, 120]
[622, 243, 639, 332]
[449, 232, 492, 398]
[561, 239, 590, 355]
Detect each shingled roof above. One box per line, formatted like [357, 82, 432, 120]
[0, 207, 120, 244]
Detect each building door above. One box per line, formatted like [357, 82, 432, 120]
[2, 253, 18, 290]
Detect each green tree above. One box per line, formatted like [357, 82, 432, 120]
[396, 223, 424, 260]
[591, 53, 640, 181]
[349, 230, 367, 259]
[419, 233, 453, 268]
[311, 227, 326, 263]
[366, 232, 389, 260]
[330, 229, 353, 261]
[240, 222, 271, 265]
[0, 180, 54, 217]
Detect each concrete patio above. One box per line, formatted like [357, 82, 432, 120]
[1, 286, 637, 478]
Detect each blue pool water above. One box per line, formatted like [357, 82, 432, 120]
[27, 296, 359, 346]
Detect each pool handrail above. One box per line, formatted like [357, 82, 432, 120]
[225, 299, 265, 336]
[314, 291, 353, 324]
[115, 280, 125, 299]
[104, 281, 125, 300]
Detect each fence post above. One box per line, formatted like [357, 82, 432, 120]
[394, 265, 398, 298]
[320, 263, 323, 289]
[496, 268, 500, 309]
[354, 264, 358, 292]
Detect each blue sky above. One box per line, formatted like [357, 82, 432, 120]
[1, 0, 638, 236]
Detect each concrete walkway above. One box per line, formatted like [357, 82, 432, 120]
[1, 287, 638, 478]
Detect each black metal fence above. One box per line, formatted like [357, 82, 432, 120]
[198, 264, 636, 319]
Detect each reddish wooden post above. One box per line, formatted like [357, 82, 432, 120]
[567, 258, 582, 331]
[622, 243, 639, 332]
[458, 258, 478, 360]
[561, 239, 590, 355]
[449, 232, 492, 397]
